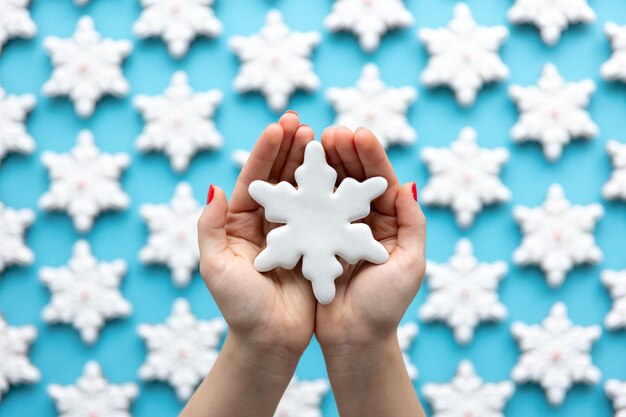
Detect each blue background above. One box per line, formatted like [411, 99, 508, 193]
[0, 0, 625, 416]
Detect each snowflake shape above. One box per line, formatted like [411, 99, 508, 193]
[513, 184, 603, 287]
[511, 302, 601, 405]
[134, 0, 222, 58]
[40, 240, 132, 344]
[134, 71, 223, 172]
[419, 239, 507, 345]
[602, 269, 626, 330]
[509, 63, 598, 161]
[249, 140, 389, 305]
[398, 322, 419, 380]
[324, 0, 413, 52]
[43, 16, 132, 118]
[508, 0, 595, 45]
[232, 149, 250, 169]
[0, 85, 36, 165]
[420, 127, 511, 228]
[48, 361, 138, 417]
[327, 64, 417, 148]
[138, 298, 226, 401]
[602, 23, 626, 83]
[603, 140, 626, 201]
[418, 3, 509, 107]
[0, 315, 39, 401]
[275, 377, 329, 417]
[139, 182, 202, 287]
[230, 10, 321, 112]
[606, 379, 626, 417]
[0, 0, 36, 54]
[39, 130, 130, 232]
[0, 202, 34, 275]
[423, 360, 514, 417]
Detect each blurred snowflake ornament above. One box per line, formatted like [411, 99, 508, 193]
[74, 0, 89, 5]
[398, 322, 419, 380]
[0, 202, 34, 275]
[232, 149, 250, 169]
[275, 377, 329, 417]
[421, 127, 510, 228]
[134, 0, 222, 58]
[43, 16, 132, 118]
[423, 360, 514, 417]
[606, 379, 626, 417]
[513, 184, 603, 287]
[0, 0, 36, 53]
[327, 64, 417, 148]
[39, 130, 130, 232]
[418, 3, 509, 107]
[509, 64, 598, 161]
[40, 240, 132, 344]
[138, 298, 226, 401]
[0, 315, 39, 401]
[602, 23, 626, 83]
[602, 269, 626, 330]
[135, 71, 223, 172]
[230, 10, 321, 111]
[324, 0, 413, 52]
[0, 86, 36, 165]
[48, 361, 138, 417]
[511, 302, 601, 406]
[603, 140, 626, 201]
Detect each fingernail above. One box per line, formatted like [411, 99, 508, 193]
[300, 123, 309, 128]
[286, 110, 298, 116]
[412, 182, 418, 202]
[207, 184, 215, 205]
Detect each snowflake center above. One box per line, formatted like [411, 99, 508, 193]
[362, 0, 374, 6]
[89, 411, 100, 417]
[464, 410, 474, 417]
[553, 229, 563, 241]
[177, 348, 188, 359]
[79, 63, 91, 75]
[551, 350, 562, 362]
[463, 172, 473, 183]
[365, 111, 377, 121]
[550, 108, 560, 119]
[176, 231, 187, 242]
[460, 287, 471, 299]
[174, 116, 184, 128]
[81, 290, 91, 302]
[462, 51, 473, 63]
[270, 56, 282, 67]
[170, 3, 181, 14]
[76, 179, 87, 190]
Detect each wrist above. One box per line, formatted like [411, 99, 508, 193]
[321, 333, 402, 377]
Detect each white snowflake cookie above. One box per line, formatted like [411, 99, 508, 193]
[603, 140, 626, 201]
[423, 360, 514, 417]
[232, 149, 250, 169]
[513, 184, 603, 287]
[421, 127, 511, 228]
[48, 361, 138, 417]
[39, 130, 130, 232]
[0, 315, 40, 401]
[606, 379, 626, 417]
[602, 269, 626, 330]
[0, 202, 34, 275]
[511, 302, 601, 406]
[40, 240, 132, 344]
[509, 64, 598, 161]
[134, 71, 223, 172]
[138, 298, 226, 401]
[249, 140, 389, 305]
[508, 0, 595, 45]
[420, 239, 507, 345]
[0, 0, 36, 53]
[324, 0, 413, 52]
[139, 183, 202, 287]
[230, 10, 321, 111]
[327, 64, 417, 148]
[275, 377, 329, 417]
[43, 16, 132, 118]
[398, 322, 419, 380]
[134, 0, 222, 58]
[602, 23, 626, 83]
[418, 3, 509, 107]
[0, 85, 36, 165]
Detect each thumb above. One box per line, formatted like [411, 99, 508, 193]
[394, 182, 426, 270]
[198, 185, 231, 278]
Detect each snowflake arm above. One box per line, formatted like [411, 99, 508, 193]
[0, 315, 39, 401]
[606, 379, 626, 417]
[602, 23, 626, 83]
[232, 149, 250, 169]
[275, 377, 329, 417]
[603, 140, 626, 201]
[0, 85, 36, 165]
[602, 269, 626, 330]
[0, 202, 34, 275]
[398, 322, 419, 380]
[0, 0, 36, 53]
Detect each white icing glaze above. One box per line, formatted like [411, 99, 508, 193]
[398, 322, 419, 380]
[603, 140, 626, 201]
[274, 377, 329, 417]
[0, 0, 36, 53]
[0, 315, 39, 401]
[602, 269, 626, 330]
[0, 202, 34, 275]
[0, 85, 36, 165]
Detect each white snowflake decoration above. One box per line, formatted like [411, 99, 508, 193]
[39, 130, 130, 232]
[74, 0, 89, 5]
[602, 23, 626, 83]
[398, 322, 419, 380]
[230, 10, 321, 111]
[606, 379, 626, 417]
[134, 0, 222, 58]
[249, 140, 389, 305]
[418, 3, 509, 107]
[138, 298, 226, 401]
[40, 240, 132, 344]
[508, 0, 595, 45]
[509, 63, 598, 161]
[0, 85, 36, 165]
[48, 361, 138, 417]
[602, 269, 626, 330]
[419, 239, 507, 345]
[327, 64, 417, 148]
[511, 302, 601, 406]
[0, 202, 34, 275]
[232, 149, 250, 169]
[324, 0, 413, 52]
[0, 315, 39, 401]
[423, 360, 514, 417]
[0, 0, 36, 53]
[43, 16, 132, 118]
[603, 140, 626, 201]
[134, 71, 223, 172]
[513, 184, 603, 287]
[275, 377, 329, 417]
[421, 127, 511, 228]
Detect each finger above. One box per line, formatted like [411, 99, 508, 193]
[269, 111, 300, 182]
[279, 124, 314, 183]
[321, 127, 347, 183]
[354, 127, 399, 216]
[230, 123, 283, 213]
[334, 127, 366, 181]
[198, 185, 233, 279]
[394, 182, 426, 267]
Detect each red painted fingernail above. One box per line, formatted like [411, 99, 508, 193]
[286, 110, 298, 115]
[207, 184, 215, 205]
[412, 182, 418, 202]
